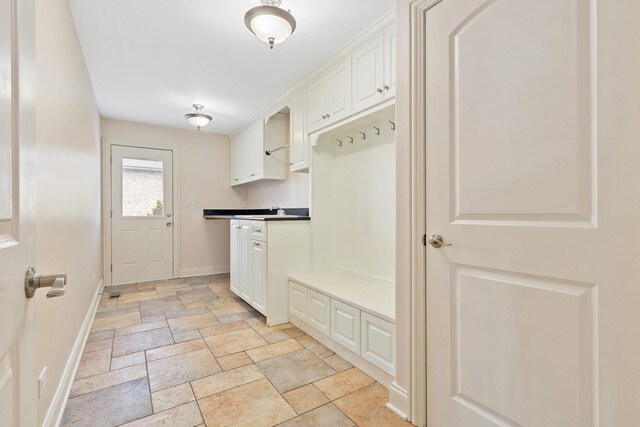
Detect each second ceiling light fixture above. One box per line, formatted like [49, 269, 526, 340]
[244, 0, 297, 50]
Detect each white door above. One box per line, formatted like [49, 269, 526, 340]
[0, 0, 37, 423]
[250, 240, 267, 315]
[352, 36, 385, 114]
[238, 221, 251, 302]
[424, 0, 637, 426]
[230, 220, 241, 294]
[111, 145, 174, 285]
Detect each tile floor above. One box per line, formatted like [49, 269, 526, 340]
[62, 275, 409, 427]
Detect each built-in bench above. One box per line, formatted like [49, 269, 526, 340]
[288, 272, 395, 383]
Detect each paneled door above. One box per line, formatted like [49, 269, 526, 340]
[111, 145, 174, 285]
[0, 0, 37, 424]
[421, 0, 635, 425]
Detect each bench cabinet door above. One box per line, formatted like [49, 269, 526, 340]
[307, 289, 331, 337]
[361, 312, 395, 375]
[289, 282, 308, 322]
[331, 299, 361, 354]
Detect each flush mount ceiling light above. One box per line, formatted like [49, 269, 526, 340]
[244, 0, 297, 50]
[185, 104, 212, 131]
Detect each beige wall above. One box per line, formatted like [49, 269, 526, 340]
[246, 172, 310, 209]
[101, 119, 248, 276]
[34, 0, 102, 423]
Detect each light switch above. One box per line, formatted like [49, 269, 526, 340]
[187, 196, 197, 205]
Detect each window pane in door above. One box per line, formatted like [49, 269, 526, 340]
[121, 158, 164, 217]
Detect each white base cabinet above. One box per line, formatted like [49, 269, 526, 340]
[361, 312, 395, 375]
[331, 299, 361, 354]
[308, 290, 331, 337]
[230, 219, 310, 325]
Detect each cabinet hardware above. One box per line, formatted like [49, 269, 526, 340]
[389, 120, 396, 130]
[347, 136, 354, 144]
[255, 228, 262, 232]
[377, 88, 383, 93]
[265, 144, 290, 156]
[254, 242, 261, 246]
[322, 114, 327, 119]
[336, 139, 343, 147]
[326, 113, 330, 118]
[359, 131, 366, 140]
[373, 126, 380, 135]
[383, 84, 390, 90]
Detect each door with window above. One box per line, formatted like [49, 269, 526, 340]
[111, 145, 174, 285]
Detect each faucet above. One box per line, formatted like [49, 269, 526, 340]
[271, 206, 286, 216]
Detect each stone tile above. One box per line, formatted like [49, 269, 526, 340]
[146, 339, 208, 362]
[112, 327, 174, 357]
[117, 300, 141, 310]
[282, 384, 330, 415]
[91, 312, 140, 333]
[115, 320, 168, 336]
[83, 338, 112, 353]
[199, 320, 250, 337]
[152, 383, 195, 413]
[117, 290, 158, 304]
[323, 354, 353, 372]
[86, 330, 114, 343]
[70, 364, 147, 397]
[139, 296, 185, 317]
[245, 317, 293, 335]
[191, 364, 264, 399]
[198, 378, 296, 427]
[314, 368, 376, 400]
[334, 383, 410, 427]
[238, 311, 259, 320]
[216, 314, 243, 324]
[177, 287, 219, 305]
[62, 378, 152, 427]
[96, 297, 118, 313]
[155, 281, 192, 294]
[156, 291, 178, 299]
[142, 313, 167, 323]
[184, 301, 206, 309]
[256, 349, 336, 393]
[76, 348, 111, 379]
[94, 305, 140, 320]
[283, 327, 306, 338]
[105, 284, 139, 294]
[246, 339, 303, 363]
[173, 329, 202, 343]
[296, 335, 335, 359]
[279, 403, 354, 427]
[147, 348, 221, 391]
[111, 351, 146, 371]
[136, 280, 159, 291]
[186, 275, 220, 285]
[121, 401, 203, 426]
[168, 312, 219, 334]
[217, 352, 253, 371]
[204, 328, 268, 357]
[206, 299, 251, 317]
[262, 330, 290, 344]
[164, 306, 210, 319]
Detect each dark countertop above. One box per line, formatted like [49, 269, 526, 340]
[203, 208, 310, 221]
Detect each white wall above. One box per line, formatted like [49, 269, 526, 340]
[101, 119, 248, 276]
[246, 172, 310, 209]
[34, 0, 102, 423]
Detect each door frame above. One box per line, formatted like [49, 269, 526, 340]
[397, 0, 442, 425]
[102, 137, 181, 286]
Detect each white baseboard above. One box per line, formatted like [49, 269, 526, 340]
[387, 381, 409, 420]
[179, 266, 229, 278]
[42, 279, 104, 427]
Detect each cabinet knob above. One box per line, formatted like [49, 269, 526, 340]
[322, 114, 327, 119]
[377, 88, 383, 93]
[326, 113, 330, 119]
[383, 84, 390, 90]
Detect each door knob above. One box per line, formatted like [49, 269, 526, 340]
[166, 222, 173, 226]
[427, 234, 452, 248]
[24, 267, 67, 298]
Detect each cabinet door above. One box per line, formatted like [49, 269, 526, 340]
[250, 240, 267, 315]
[252, 120, 265, 178]
[230, 221, 242, 295]
[383, 27, 397, 99]
[307, 290, 330, 337]
[230, 135, 241, 185]
[361, 312, 395, 375]
[352, 36, 385, 114]
[238, 221, 251, 302]
[331, 299, 361, 354]
[289, 92, 309, 172]
[307, 79, 325, 133]
[289, 282, 308, 322]
[324, 58, 352, 125]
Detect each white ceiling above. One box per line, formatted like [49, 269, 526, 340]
[69, 0, 394, 135]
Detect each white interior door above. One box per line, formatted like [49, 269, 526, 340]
[423, 0, 637, 425]
[111, 145, 174, 285]
[0, 0, 36, 424]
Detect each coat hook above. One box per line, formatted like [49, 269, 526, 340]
[373, 126, 380, 136]
[389, 120, 396, 131]
[336, 139, 343, 147]
[347, 136, 354, 144]
[359, 131, 366, 140]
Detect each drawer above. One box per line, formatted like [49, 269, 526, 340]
[361, 312, 395, 375]
[251, 221, 267, 241]
[307, 289, 330, 337]
[289, 281, 308, 322]
[331, 299, 361, 355]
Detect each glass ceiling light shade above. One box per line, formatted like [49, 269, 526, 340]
[244, 0, 297, 50]
[185, 104, 212, 131]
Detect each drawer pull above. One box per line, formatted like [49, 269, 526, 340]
[254, 242, 261, 246]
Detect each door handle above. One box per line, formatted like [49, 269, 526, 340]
[166, 222, 172, 226]
[24, 267, 67, 298]
[427, 234, 452, 248]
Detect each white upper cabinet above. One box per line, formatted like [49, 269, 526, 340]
[289, 91, 309, 172]
[230, 116, 287, 186]
[352, 28, 396, 114]
[307, 58, 353, 133]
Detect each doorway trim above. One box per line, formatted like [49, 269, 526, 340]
[102, 137, 181, 286]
